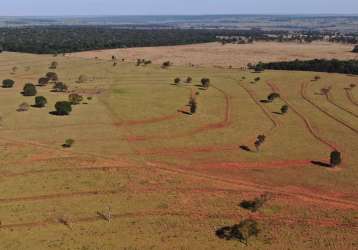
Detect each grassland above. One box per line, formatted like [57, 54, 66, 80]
[0, 51, 357, 249]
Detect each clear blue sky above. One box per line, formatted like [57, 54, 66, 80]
[1, 0, 358, 16]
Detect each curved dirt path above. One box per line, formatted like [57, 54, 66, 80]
[345, 89, 358, 107]
[300, 82, 358, 135]
[326, 92, 358, 119]
[126, 84, 231, 142]
[267, 82, 338, 151]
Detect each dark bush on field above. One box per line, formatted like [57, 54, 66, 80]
[34, 96, 47, 108]
[23, 83, 37, 96]
[2, 79, 15, 88]
[54, 101, 72, 115]
[240, 193, 271, 212]
[216, 219, 260, 245]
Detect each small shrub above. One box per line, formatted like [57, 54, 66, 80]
[53, 82, 68, 92]
[17, 102, 30, 112]
[254, 77, 261, 82]
[38, 77, 49, 86]
[2, 79, 15, 88]
[186, 77, 192, 83]
[190, 99, 197, 114]
[46, 72, 59, 82]
[23, 83, 37, 96]
[281, 105, 289, 114]
[240, 193, 271, 212]
[201, 78, 210, 88]
[68, 93, 83, 105]
[63, 138, 75, 148]
[161, 61, 171, 68]
[35, 96, 47, 108]
[174, 77, 181, 84]
[49, 61, 58, 69]
[267, 92, 280, 102]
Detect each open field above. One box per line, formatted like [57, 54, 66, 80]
[69, 41, 358, 68]
[0, 51, 358, 249]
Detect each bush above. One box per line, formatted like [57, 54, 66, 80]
[63, 138, 75, 148]
[267, 92, 280, 102]
[186, 77, 192, 83]
[2, 79, 15, 88]
[68, 93, 83, 105]
[54, 101, 72, 115]
[23, 83, 37, 96]
[254, 77, 261, 82]
[216, 219, 260, 245]
[49, 61, 58, 69]
[35, 96, 47, 107]
[174, 77, 181, 84]
[162, 61, 171, 68]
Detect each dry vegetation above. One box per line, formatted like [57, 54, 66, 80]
[69, 41, 358, 68]
[0, 49, 357, 249]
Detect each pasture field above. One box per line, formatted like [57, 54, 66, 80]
[0, 51, 357, 249]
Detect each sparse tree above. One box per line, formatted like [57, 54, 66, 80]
[17, 102, 30, 112]
[46, 72, 58, 82]
[54, 101, 72, 115]
[23, 83, 37, 96]
[330, 150, 342, 167]
[216, 219, 260, 245]
[34, 96, 47, 108]
[77, 75, 88, 83]
[2, 79, 15, 88]
[53, 82, 68, 92]
[49, 61, 58, 69]
[68, 93, 83, 105]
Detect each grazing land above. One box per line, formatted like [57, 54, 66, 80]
[0, 50, 357, 249]
[69, 41, 358, 68]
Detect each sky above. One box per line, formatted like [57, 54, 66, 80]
[1, 0, 358, 16]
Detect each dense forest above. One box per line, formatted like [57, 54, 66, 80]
[258, 59, 358, 75]
[0, 26, 231, 54]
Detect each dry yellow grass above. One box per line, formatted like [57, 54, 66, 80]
[69, 41, 358, 68]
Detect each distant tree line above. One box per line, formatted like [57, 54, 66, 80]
[258, 59, 358, 75]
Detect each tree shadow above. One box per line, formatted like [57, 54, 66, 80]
[272, 111, 283, 115]
[260, 100, 270, 103]
[240, 145, 251, 152]
[311, 161, 331, 168]
[177, 110, 192, 115]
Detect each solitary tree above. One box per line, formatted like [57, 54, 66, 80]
[281, 105, 289, 114]
[34, 96, 47, 108]
[23, 83, 37, 96]
[2, 79, 15, 88]
[174, 78, 181, 84]
[254, 135, 266, 152]
[54, 101, 72, 115]
[63, 138, 75, 148]
[68, 93, 83, 105]
[215, 219, 260, 245]
[38, 77, 50, 86]
[161, 61, 171, 68]
[190, 99, 197, 114]
[330, 150, 342, 167]
[254, 77, 261, 82]
[186, 77, 192, 83]
[201, 78, 210, 89]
